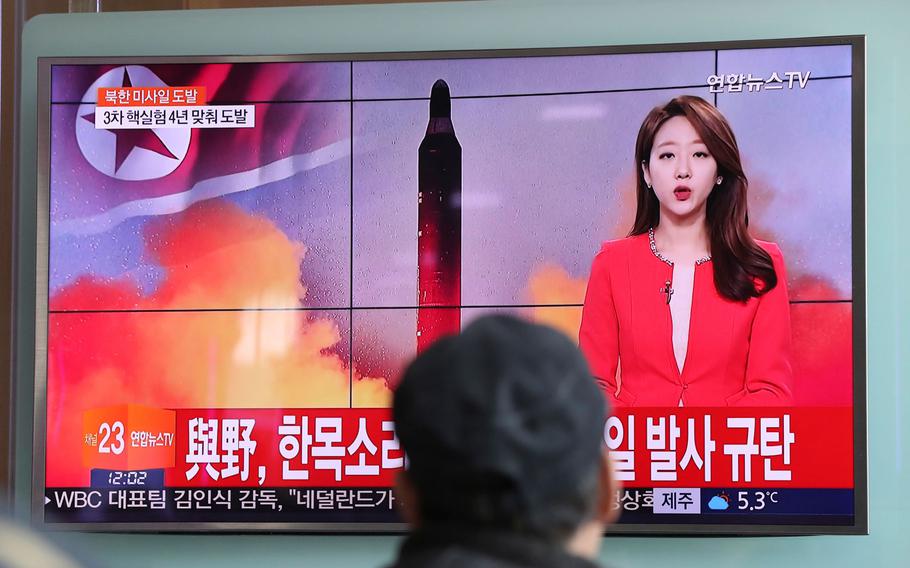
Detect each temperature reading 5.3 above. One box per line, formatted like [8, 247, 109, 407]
[738, 491, 779, 511]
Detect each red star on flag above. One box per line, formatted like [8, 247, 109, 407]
[81, 68, 178, 173]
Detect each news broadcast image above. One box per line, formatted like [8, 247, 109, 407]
[37, 40, 859, 531]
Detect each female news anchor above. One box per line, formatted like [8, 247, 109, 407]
[579, 95, 793, 407]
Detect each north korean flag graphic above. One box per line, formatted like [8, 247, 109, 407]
[49, 61, 353, 309]
[75, 65, 190, 181]
[52, 62, 351, 237]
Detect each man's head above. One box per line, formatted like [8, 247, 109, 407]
[392, 315, 618, 549]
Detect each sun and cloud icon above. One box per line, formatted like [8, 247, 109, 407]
[708, 492, 731, 511]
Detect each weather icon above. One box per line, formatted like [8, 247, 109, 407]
[708, 492, 731, 511]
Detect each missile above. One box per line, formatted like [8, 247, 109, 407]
[416, 79, 462, 353]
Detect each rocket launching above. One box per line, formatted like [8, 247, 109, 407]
[416, 79, 462, 353]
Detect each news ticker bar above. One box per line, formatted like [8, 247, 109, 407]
[78, 406, 852, 488]
[44, 487, 854, 524]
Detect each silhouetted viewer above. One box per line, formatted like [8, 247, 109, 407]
[388, 315, 619, 568]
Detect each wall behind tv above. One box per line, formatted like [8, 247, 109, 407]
[15, 0, 908, 566]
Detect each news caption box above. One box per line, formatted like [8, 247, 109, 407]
[82, 404, 176, 471]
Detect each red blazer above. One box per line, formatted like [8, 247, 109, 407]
[579, 234, 793, 407]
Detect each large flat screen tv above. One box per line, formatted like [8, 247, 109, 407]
[33, 35, 865, 534]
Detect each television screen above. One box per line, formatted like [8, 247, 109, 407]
[34, 36, 865, 533]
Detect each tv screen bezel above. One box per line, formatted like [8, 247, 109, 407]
[32, 34, 867, 535]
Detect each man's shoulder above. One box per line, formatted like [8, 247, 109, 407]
[384, 529, 603, 568]
[385, 544, 525, 568]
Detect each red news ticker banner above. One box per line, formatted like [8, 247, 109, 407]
[78, 406, 853, 490]
[608, 407, 853, 489]
[81, 407, 404, 488]
[97, 86, 207, 107]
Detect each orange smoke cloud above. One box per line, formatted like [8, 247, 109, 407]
[788, 276, 853, 406]
[526, 263, 587, 342]
[47, 200, 390, 486]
